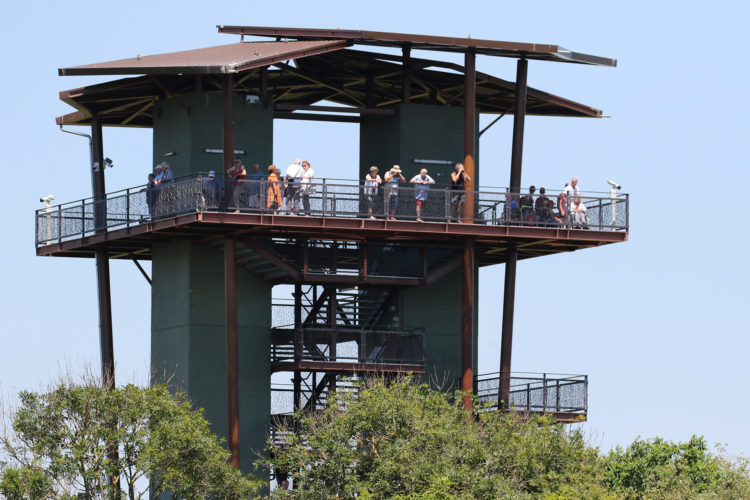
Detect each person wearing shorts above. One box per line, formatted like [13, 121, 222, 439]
[410, 168, 435, 222]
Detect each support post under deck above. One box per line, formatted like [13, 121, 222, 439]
[224, 238, 240, 468]
[463, 49, 476, 222]
[461, 240, 475, 410]
[90, 118, 115, 390]
[500, 58, 528, 408]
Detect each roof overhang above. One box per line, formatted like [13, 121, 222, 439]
[59, 40, 349, 76]
[217, 26, 617, 67]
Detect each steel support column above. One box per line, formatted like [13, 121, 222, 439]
[499, 59, 528, 409]
[402, 45, 411, 103]
[499, 246, 518, 409]
[91, 118, 118, 491]
[223, 74, 235, 174]
[293, 284, 302, 411]
[463, 49, 476, 222]
[90, 118, 115, 390]
[509, 59, 528, 194]
[461, 239, 475, 411]
[224, 238, 240, 468]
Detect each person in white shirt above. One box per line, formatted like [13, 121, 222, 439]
[300, 160, 315, 216]
[410, 168, 435, 222]
[364, 166, 382, 219]
[284, 158, 304, 215]
[562, 177, 580, 226]
[570, 195, 588, 228]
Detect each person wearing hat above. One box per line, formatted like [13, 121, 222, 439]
[363, 166, 382, 219]
[384, 165, 405, 220]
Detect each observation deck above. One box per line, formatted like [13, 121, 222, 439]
[36, 174, 628, 268]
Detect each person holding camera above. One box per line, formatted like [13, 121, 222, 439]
[450, 162, 472, 223]
[384, 165, 405, 220]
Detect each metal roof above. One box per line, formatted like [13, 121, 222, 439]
[58, 40, 348, 76]
[56, 47, 602, 127]
[217, 26, 617, 67]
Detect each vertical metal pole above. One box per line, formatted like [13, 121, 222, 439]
[499, 59, 528, 410]
[509, 59, 528, 195]
[91, 118, 107, 233]
[294, 283, 302, 412]
[224, 237, 240, 468]
[90, 118, 115, 390]
[223, 74, 235, 176]
[461, 240, 475, 411]
[402, 45, 411, 103]
[90, 118, 120, 492]
[463, 49, 476, 222]
[499, 246, 517, 409]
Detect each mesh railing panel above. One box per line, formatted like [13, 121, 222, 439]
[35, 174, 629, 246]
[271, 327, 425, 365]
[476, 373, 587, 413]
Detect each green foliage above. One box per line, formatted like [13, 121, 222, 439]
[603, 435, 750, 499]
[264, 377, 750, 500]
[0, 381, 262, 499]
[265, 377, 610, 499]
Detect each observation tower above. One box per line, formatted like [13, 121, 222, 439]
[38, 26, 627, 472]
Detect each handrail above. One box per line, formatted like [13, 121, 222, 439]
[35, 172, 630, 246]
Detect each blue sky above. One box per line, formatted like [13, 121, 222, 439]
[1, 1, 749, 457]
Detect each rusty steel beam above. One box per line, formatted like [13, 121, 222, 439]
[463, 49, 476, 223]
[131, 256, 152, 285]
[223, 74, 235, 176]
[499, 245, 518, 409]
[271, 361, 425, 374]
[274, 103, 395, 115]
[274, 112, 360, 123]
[402, 45, 411, 103]
[509, 59, 528, 194]
[238, 237, 300, 279]
[461, 240, 475, 411]
[224, 238, 240, 468]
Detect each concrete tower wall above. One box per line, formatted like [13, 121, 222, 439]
[153, 93, 273, 177]
[151, 94, 275, 471]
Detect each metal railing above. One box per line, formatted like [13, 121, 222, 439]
[271, 327, 425, 366]
[35, 173, 629, 246]
[475, 372, 588, 414]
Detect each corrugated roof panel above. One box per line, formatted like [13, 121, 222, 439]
[59, 40, 348, 76]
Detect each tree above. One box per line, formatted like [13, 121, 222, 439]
[0, 380, 263, 499]
[265, 377, 750, 499]
[265, 377, 611, 499]
[603, 436, 750, 499]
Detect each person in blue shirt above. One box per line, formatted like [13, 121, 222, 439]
[410, 168, 435, 222]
